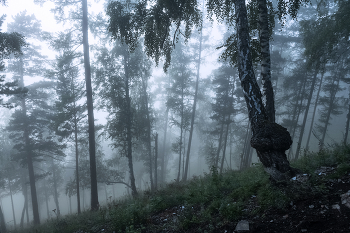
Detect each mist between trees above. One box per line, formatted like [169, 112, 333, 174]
[0, 0, 349, 230]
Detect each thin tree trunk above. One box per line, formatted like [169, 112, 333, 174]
[0, 204, 6, 233]
[306, 72, 324, 150]
[82, 0, 98, 211]
[44, 182, 50, 219]
[72, 86, 81, 214]
[220, 118, 231, 174]
[320, 77, 340, 149]
[240, 122, 250, 170]
[344, 90, 350, 145]
[258, 0, 275, 123]
[9, 182, 16, 228]
[154, 133, 158, 189]
[176, 85, 185, 182]
[19, 57, 40, 225]
[52, 159, 61, 216]
[123, 51, 138, 197]
[295, 69, 319, 159]
[235, 0, 294, 181]
[160, 108, 169, 185]
[183, 19, 203, 181]
[215, 121, 225, 169]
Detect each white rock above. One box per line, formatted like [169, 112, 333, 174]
[341, 190, 350, 209]
[235, 220, 249, 232]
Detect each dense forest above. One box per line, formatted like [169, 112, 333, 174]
[0, 0, 349, 231]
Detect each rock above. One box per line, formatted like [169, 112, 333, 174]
[341, 190, 350, 209]
[235, 220, 249, 232]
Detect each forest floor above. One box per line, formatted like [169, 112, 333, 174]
[13, 145, 350, 233]
[146, 166, 350, 233]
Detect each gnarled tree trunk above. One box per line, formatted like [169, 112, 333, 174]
[235, 0, 295, 182]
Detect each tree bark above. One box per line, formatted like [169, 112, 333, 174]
[82, 0, 99, 211]
[258, 0, 275, 123]
[235, 0, 294, 181]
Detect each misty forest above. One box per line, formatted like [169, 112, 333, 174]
[0, 0, 350, 232]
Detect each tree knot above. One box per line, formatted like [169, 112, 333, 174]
[251, 121, 292, 152]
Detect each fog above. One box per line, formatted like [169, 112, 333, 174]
[0, 0, 349, 230]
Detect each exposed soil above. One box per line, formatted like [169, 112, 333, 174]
[146, 167, 350, 233]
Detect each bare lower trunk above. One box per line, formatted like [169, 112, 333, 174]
[82, 0, 99, 211]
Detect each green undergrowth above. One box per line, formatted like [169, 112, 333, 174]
[12, 144, 350, 233]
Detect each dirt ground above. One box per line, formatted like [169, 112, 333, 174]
[147, 167, 350, 233]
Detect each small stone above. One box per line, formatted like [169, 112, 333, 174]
[309, 205, 314, 209]
[283, 214, 288, 219]
[301, 229, 307, 232]
[332, 204, 340, 210]
[270, 220, 273, 222]
[235, 220, 249, 232]
[341, 190, 350, 209]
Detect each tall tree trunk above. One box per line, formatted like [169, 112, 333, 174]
[44, 182, 50, 219]
[344, 89, 350, 145]
[320, 77, 340, 149]
[258, 0, 275, 123]
[154, 133, 158, 189]
[240, 122, 250, 169]
[141, 75, 153, 191]
[123, 51, 138, 197]
[9, 182, 16, 228]
[220, 118, 231, 174]
[288, 78, 307, 159]
[176, 86, 185, 182]
[0, 204, 6, 233]
[52, 159, 61, 216]
[235, 0, 294, 181]
[295, 69, 319, 159]
[215, 121, 225, 168]
[160, 108, 169, 184]
[306, 72, 324, 150]
[19, 57, 40, 225]
[183, 20, 203, 181]
[82, 0, 99, 211]
[72, 87, 81, 214]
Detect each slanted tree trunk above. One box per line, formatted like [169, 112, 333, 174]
[306, 72, 324, 150]
[183, 20, 203, 181]
[123, 50, 138, 197]
[235, 0, 294, 181]
[295, 69, 319, 159]
[220, 116, 231, 174]
[320, 77, 340, 149]
[258, 0, 275, 123]
[82, 0, 99, 211]
[344, 90, 350, 145]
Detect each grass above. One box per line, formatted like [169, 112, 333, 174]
[12, 144, 350, 233]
